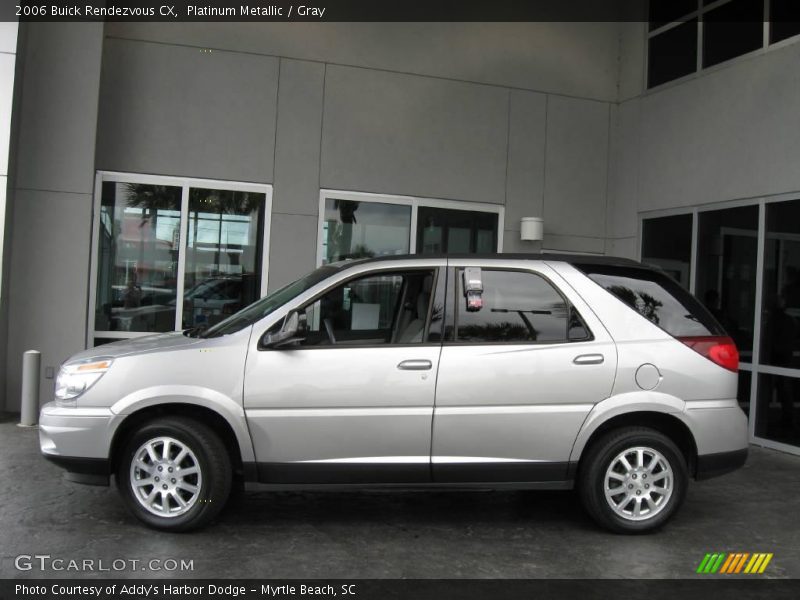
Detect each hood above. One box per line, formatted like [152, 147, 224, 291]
[65, 332, 206, 364]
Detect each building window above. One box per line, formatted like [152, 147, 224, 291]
[318, 191, 503, 266]
[695, 205, 759, 360]
[648, 0, 698, 31]
[416, 206, 498, 254]
[91, 172, 272, 345]
[647, 1, 800, 89]
[648, 19, 699, 89]
[641, 213, 693, 289]
[702, 0, 764, 68]
[769, 0, 800, 44]
[641, 197, 800, 454]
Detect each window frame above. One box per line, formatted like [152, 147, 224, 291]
[316, 189, 504, 266]
[447, 267, 593, 347]
[88, 171, 273, 345]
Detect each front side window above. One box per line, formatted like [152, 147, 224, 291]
[454, 270, 576, 344]
[296, 270, 436, 346]
[202, 266, 339, 338]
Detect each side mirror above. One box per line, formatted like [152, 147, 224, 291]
[261, 310, 306, 349]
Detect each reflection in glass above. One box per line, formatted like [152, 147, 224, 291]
[759, 200, 800, 370]
[586, 268, 721, 337]
[641, 214, 693, 288]
[755, 373, 800, 446]
[456, 270, 568, 343]
[183, 189, 265, 329]
[95, 182, 181, 333]
[322, 199, 411, 264]
[417, 207, 498, 254]
[695, 206, 759, 359]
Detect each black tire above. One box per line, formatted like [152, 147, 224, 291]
[116, 417, 232, 532]
[578, 426, 688, 534]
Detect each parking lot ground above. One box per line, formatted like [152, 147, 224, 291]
[1, 415, 798, 579]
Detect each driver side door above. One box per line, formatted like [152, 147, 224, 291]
[243, 264, 445, 484]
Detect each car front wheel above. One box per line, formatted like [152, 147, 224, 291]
[117, 417, 232, 532]
[579, 427, 688, 533]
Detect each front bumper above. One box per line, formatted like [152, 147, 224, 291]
[39, 402, 119, 486]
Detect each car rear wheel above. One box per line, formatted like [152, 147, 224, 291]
[579, 427, 688, 533]
[117, 417, 232, 532]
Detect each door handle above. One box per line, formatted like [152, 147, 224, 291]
[397, 359, 432, 371]
[573, 354, 604, 365]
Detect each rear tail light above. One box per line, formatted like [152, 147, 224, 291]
[678, 336, 739, 372]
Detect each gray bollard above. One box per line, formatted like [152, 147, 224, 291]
[19, 350, 41, 428]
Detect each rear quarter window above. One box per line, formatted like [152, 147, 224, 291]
[574, 264, 725, 338]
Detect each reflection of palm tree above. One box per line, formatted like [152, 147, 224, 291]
[430, 303, 443, 324]
[124, 184, 180, 227]
[188, 188, 263, 215]
[639, 292, 663, 324]
[608, 285, 663, 324]
[329, 200, 360, 261]
[125, 184, 263, 219]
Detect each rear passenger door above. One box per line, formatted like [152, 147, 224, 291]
[431, 260, 617, 483]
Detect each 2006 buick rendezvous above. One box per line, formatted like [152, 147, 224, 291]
[40, 254, 748, 532]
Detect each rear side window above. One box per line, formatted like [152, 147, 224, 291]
[575, 264, 724, 337]
[455, 269, 587, 343]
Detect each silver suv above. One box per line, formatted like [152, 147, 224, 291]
[40, 255, 748, 533]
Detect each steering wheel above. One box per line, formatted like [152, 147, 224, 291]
[323, 318, 337, 345]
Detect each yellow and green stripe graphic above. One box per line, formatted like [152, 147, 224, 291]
[696, 552, 773, 574]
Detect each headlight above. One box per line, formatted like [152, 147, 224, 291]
[54, 358, 113, 406]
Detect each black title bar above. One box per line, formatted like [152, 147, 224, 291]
[5, 0, 650, 23]
[2, 579, 800, 600]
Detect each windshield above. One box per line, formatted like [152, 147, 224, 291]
[199, 266, 339, 338]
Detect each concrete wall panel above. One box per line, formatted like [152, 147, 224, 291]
[5, 190, 93, 409]
[272, 59, 325, 216]
[504, 89, 547, 232]
[104, 22, 622, 102]
[638, 42, 800, 212]
[267, 213, 319, 292]
[97, 38, 278, 183]
[15, 24, 102, 194]
[320, 65, 508, 204]
[543, 96, 610, 239]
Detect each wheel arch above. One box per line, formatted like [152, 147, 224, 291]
[571, 409, 699, 479]
[109, 403, 251, 481]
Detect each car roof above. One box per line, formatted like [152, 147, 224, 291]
[329, 253, 646, 270]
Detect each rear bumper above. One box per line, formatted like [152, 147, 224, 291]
[696, 448, 748, 480]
